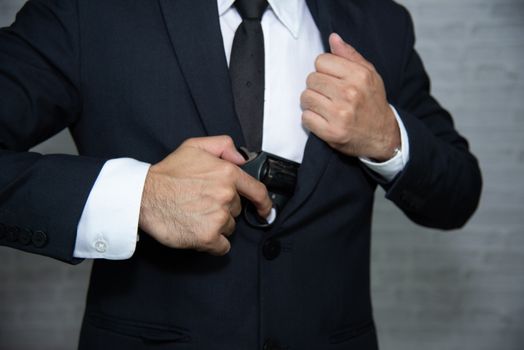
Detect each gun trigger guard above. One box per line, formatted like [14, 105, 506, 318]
[243, 204, 272, 229]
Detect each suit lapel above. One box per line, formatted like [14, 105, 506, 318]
[272, 0, 364, 231]
[157, 0, 245, 146]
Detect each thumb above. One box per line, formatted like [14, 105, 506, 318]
[185, 135, 246, 165]
[329, 33, 366, 64]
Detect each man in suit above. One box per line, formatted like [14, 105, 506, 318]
[0, 0, 481, 349]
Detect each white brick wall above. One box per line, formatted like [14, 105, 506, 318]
[1, 0, 523, 349]
[373, 1, 524, 349]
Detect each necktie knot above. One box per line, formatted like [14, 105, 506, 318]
[234, 0, 269, 20]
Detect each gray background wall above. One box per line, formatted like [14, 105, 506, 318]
[0, 0, 523, 349]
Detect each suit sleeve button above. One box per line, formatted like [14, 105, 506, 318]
[32, 230, 48, 248]
[6, 226, 20, 242]
[19, 228, 33, 245]
[262, 240, 281, 260]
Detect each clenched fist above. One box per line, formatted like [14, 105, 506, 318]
[138, 136, 272, 256]
[301, 33, 400, 162]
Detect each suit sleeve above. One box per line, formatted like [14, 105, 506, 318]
[383, 8, 482, 230]
[0, 0, 106, 263]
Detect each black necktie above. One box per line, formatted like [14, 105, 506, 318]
[229, 0, 269, 151]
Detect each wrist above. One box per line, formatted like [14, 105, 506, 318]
[138, 168, 158, 233]
[372, 109, 401, 162]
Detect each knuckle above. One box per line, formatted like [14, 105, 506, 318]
[364, 70, 374, 85]
[217, 243, 231, 256]
[303, 89, 315, 103]
[221, 135, 234, 148]
[344, 86, 359, 100]
[199, 231, 216, 247]
[301, 89, 310, 100]
[337, 106, 353, 120]
[300, 91, 307, 105]
[232, 205, 242, 218]
[314, 55, 322, 70]
[314, 54, 329, 70]
[301, 112, 311, 129]
[306, 72, 317, 87]
[303, 109, 316, 119]
[217, 187, 236, 203]
[220, 162, 237, 177]
[358, 68, 372, 84]
[215, 209, 230, 225]
[300, 91, 312, 109]
[300, 89, 311, 101]
[226, 220, 236, 235]
[301, 110, 311, 123]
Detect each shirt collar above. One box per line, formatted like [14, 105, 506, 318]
[217, 0, 304, 39]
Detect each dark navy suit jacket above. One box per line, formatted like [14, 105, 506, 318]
[0, 0, 481, 349]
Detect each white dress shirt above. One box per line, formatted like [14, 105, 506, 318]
[73, 0, 410, 259]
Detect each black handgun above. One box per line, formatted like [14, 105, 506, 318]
[239, 148, 300, 228]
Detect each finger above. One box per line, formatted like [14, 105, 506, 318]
[208, 235, 231, 256]
[184, 135, 245, 165]
[234, 170, 272, 218]
[306, 72, 345, 102]
[229, 192, 242, 218]
[300, 89, 335, 122]
[329, 33, 374, 71]
[302, 110, 332, 141]
[221, 215, 236, 237]
[315, 53, 370, 82]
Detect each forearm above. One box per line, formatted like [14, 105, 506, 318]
[384, 107, 482, 229]
[0, 151, 105, 263]
[380, 8, 482, 229]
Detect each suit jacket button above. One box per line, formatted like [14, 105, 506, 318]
[263, 338, 281, 350]
[263, 240, 281, 260]
[32, 230, 48, 248]
[19, 228, 33, 245]
[6, 226, 20, 242]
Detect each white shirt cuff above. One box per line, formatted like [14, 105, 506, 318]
[359, 105, 410, 182]
[74, 158, 151, 259]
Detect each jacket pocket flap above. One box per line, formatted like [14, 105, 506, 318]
[87, 312, 191, 343]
